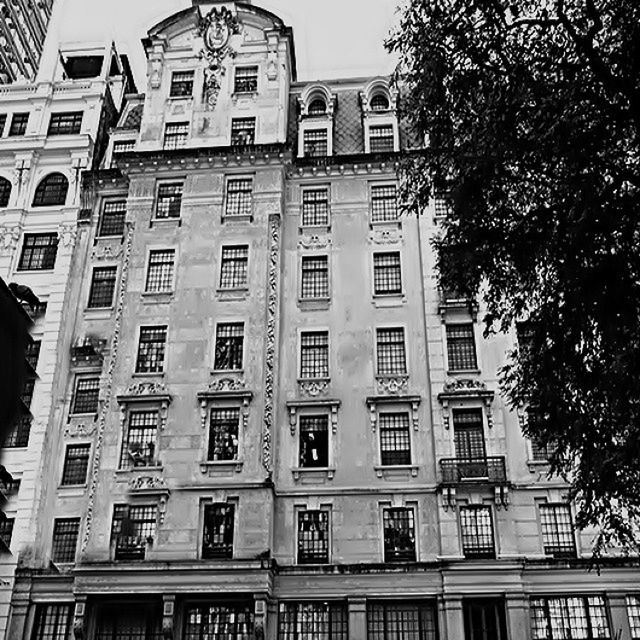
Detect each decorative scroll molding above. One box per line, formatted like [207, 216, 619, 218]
[117, 382, 172, 430]
[366, 395, 421, 432]
[91, 243, 123, 261]
[286, 399, 340, 436]
[375, 375, 408, 395]
[58, 222, 78, 247]
[123, 381, 169, 397]
[128, 475, 168, 493]
[370, 227, 402, 245]
[73, 598, 87, 640]
[0, 224, 21, 253]
[298, 234, 331, 250]
[64, 423, 97, 439]
[438, 378, 495, 429]
[298, 378, 329, 397]
[207, 377, 246, 393]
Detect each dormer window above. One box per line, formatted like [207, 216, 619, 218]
[303, 129, 328, 158]
[308, 98, 327, 116]
[298, 84, 335, 158]
[362, 81, 399, 154]
[371, 93, 390, 111]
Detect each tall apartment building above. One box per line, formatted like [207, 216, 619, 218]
[4, 2, 640, 640]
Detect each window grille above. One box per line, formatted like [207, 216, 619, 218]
[31, 604, 72, 640]
[202, 503, 234, 559]
[234, 66, 258, 93]
[32, 173, 69, 206]
[155, 183, 183, 219]
[279, 602, 348, 640]
[95, 605, 163, 640]
[379, 412, 411, 465]
[135, 326, 167, 373]
[208, 408, 239, 461]
[71, 377, 100, 414]
[539, 504, 576, 558]
[111, 504, 157, 560]
[301, 188, 329, 226]
[184, 602, 252, 640]
[26, 339, 41, 371]
[8, 112, 29, 136]
[120, 411, 158, 469]
[464, 599, 508, 640]
[5, 416, 31, 447]
[299, 415, 329, 468]
[370, 185, 398, 223]
[88, 266, 117, 308]
[170, 70, 194, 97]
[446, 323, 478, 370]
[383, 507, 415, 562]
[308, 98, 327, 116]
[52, 518, 80, 563]
[230, 117, 256, 146]
[453, 409, 486, 460]
[369, 125, 394, 153]
[219, 245, 248, 289]
[0, 113, 6, 135]
[145, 249, 175, 293]
[113, 140, 135, 153]
[18, 233, 59, 270]
[48, 111, 83, 135]
[303, 129, 328, 157]
[459, 506, 495, 558]
[214, 323, 244, 370]
[373, 252, 401, 295]
[367, 601, 438, 640]
[0, 518, 14, 549]
[225, 178, 253, 217]
[99, 200, 127, 236]
[376, 327, 406, 375]
[61, 444, 90, 485]
[301, 255, 329, 299]
[300, 331, 329, 379]
[627, 596, 640, 640]
[370, 94, 390, 111]
[434, 193, 453, 218]
[530, 596, 611, 640]
[297, 510, 329, 564]
[0, 176, 11, 207]
[21, 378, 35, 408]
[163, 122, 188, 150]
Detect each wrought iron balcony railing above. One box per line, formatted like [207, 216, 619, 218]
[439, 456, 507, 485]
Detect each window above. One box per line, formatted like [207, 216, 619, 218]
[376, 327, 407, 376]
[367, 601, 438, 640]
[18, 233, 59, 270]
[279, 602, 348, 640]
[185, 603, 252, 640]
[113, 140, 135, 154]
[369, 125, 394, 153]
[135, 326, 167, 373]
[373, 252, 401, 295]
[627, 596, 640, 640]
[51, 518, 80, 563]
[21, 378, 35, 408]
[31, 604, 72, 640]
[225, 177, 253, 217]
[308, 98, 327, 116]
[299, 415, 329, 468]
[202, 503, 234, 559]
[61, 444, 91, 485]
[111, 504, 157, 560]
[297, 510, 329, 564]
[26, 340, 41, 371]
[219, 245, 248, 289]
[463, 599, 508, 640]
[453, 409, 486, 459]
[516, 320, 534, 352]
[530, 596, 611, 640]
[155, 182, 183, 219]
[539, 503, 576, 558]
[301, 255, 329, 299]
[230, 117, 256, 146]
[169, 70, 194, 97]
[0, 176, 11, 207]
[301, 187, 329, 226]
[434, 192, 453, 218]
[71, 377, 100, 414]
[0, 518, 14, 550]
[0, 114, 6, 135]
[213, 323, 244, 371]
[88, 266, 117, 308]
[459, 506, 495, 559]
[0, 477, 20, 498]
[120, 411, 158, 469]
[5, 416, 31, 448]
[446, 323, 478, 370]
[8, 112, 29, 136]
[370, 185, 398, 223]
[303, 129, 328, 157]
[95, 605, 162, 640]
[370, 93, 390, 111]
[300, 331, 329, 379]
[379, 412, 411, 465]
[32, 173, 69, 207]
[208, 408, 239, 461]
[48, 111, 83, 135]
[145, 249, 175, 293]
[383, 507, 415, 562]
[234, 66, 258, 93]
[98, 200, 127, 236]
[163, 122, 188, 149]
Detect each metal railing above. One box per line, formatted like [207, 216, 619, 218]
[440, 456, 506, 484]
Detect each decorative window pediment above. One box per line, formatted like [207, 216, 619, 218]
[116, 381, 172, 430]
[438, 378, 494, 430]
[366, 395, 420, 433]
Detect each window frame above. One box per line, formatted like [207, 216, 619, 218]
[201, 501, 236, 560]
[169, 70, 195, 98]
[626, 595, 640, 640]
[8, 112, 29, 136]
[51, 517, 80, 563]
[369, 183, 399, 225]
[163, 121, 189, 150]
[32, 173, 69, 207]
[17, 232, 59, 271]
[98, 199, 127, 237]
[135, 325, 168, 374]
[381, 504, 417, 563]
[144, 247, 176, 294]
[530, 595, 612, 640]
[212, 321, 245, 372]
[375, 326, 408, 377]
[111, 503, 158, 560]
[368, 123, 395, 153]
[538, 502, 577, 558]
[302, 128, 329, 158]
[377, 411, 412, 467]
[47, 111, 83, 136]
[367, 600, 438, 640]
[298, 413, 331, 469]
[206, 405, 241, 463]
[87, 265, 118, 308]
[372, 250, 403, 297]
[458, 505, 496, 559]
[278, 601, 348, 640]
[230, 116, 256, 147]
[445, 322, 479, 372]
[223, 175, 254, 219]
[300, 184, 330, 228]
[233, 65, 259, 94]
[0, 175, 12, 208]
[299, 253, 330, 301]
[219, 244, 249, 291]
[154, 181, 184, 220]
[70, 376, 100, 415]
[31, 604, 73, 640]
[119, 409, 160, 469]
[299, 329, 330, 380]
[60, 443, 91, 486]
[296, 508, 331, 565]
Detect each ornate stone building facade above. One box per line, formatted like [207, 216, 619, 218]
[3, 2, 640, 640]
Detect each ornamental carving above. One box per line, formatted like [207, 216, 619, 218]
[128, 475, 168, 492]
[124, 381, 169, 397]
[370, 228, 401, 244]
[64, 423, 97, 439]
[442, 378, 489, 394]
[91, 243, 123, 261]
[439, 378, 494, 430]
[298, 234, 330, 250]
[298, 378, 329, 397]
[0, 225, 21, 253]
[376, 375, 408, 395]
[58, 222, 78, 247]
[207, 377, 246, 393]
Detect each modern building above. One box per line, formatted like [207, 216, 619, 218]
[4, 1, 640, 640]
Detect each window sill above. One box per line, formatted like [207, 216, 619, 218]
[199, 460, 243, 475]
[83, 307, 114, 319]
[447, 369, 481, 376]
[372, 293, 406, 308]
[211, 368, 244, 376]
[527, 459, 551, 472]
[131, 372, 165, 378]
[68, 412, 98, 420]
[299, 224, 331, 234]
[292, 467, 335, 482]
[167, 95, 194, 102]
[57, 485, 87, 496]
[369, 219, 401, 229]
[232, 91, 258, 100]
[297, 378, 330, 397]
[222, 214, 253, 224]
[115, 465, 163, 478]
[14, 268, 55, 275]
[216, 287, 249, 301]
[374, 464, 419, 479]
[151, 217, 181, 228]
[298, 297, 330, 311]
[141, 291, 173, 304]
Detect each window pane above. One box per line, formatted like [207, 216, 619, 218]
[231, 118, 256, 146]
[111, 504, 157, 560]
[155, 183, 183, 219]
[184, 602, 252, 640]
[302, 188, 329, 226]
[9, 112, 29, 136]
[301, 256, 329, 299]
[300, 331, 329, 379]
[95, 605, 163, 640]
[18, 233, 59, 270]
[32, 174, 68, 206]
[121, 411, 158, 468]
[99, 200, 126, 236]
[373, 252, 401, 295]
[446, 324, 478, 370]
[297, 510, 329, 564]
[61, 444, 90, 485]
[376, 327, 406, 375]
[208, 408, 239, 461]
[48, 112, 83, 135]
[88, 266, 117, 308]
[32, 604, 72, 640]
[225, 178, 253, 217]
[163, 122, 188, 149]
[303, 129, 328, 157]
[234, 66, 258, 93]
[383, 507, 415, 562]
[71, 377, 100, 414]
[459, 507, 495, 559]
[145, 249, 175, 293]
[367, 601, 438, 640]
[0, 177, 12, 207]
[214, 323, 244, 370]
[626, 596, 640, 640]
[170, 70, 194, 97]
[279, 602, 348, 640]
[299, 415, 329, 468]
[52, 518, 80, 563]
[220, 245, 248, 289]
[371, 185, 398, 223]
[202, 503, 234, 559]
[135, 326, 167, 373]
[369, 124, 394, 153]
[539, 504, 576, 558]
[531, 596, 611, 640]
[379, 413, 411, 465]
[0, 518, 14, 549]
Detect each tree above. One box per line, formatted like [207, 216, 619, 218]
[387, 0, 640, 555]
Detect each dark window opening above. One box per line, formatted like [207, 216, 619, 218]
[52, 518, 80, 563]
[460, 506, 495, 559]
[373, 252, 401, 295]
[214, 323, 244, 371]
[87, 266, 117, 308]
[18, 233, 59, 270]
[383, 507, 416, 562]
[8, 112, 29, 136]
[155, 182, 183, 219]
[379, 412, 411, 465]
[230, 117, 256, 146]
[367, 601, 438, 640]
[463, 599, 508, 640]
[234, 66, 258, 93]
[184, 602, 252, 640]
[297, 510, 329, 564]
[111, 504, 156, 560]
[299, 415, 329, 468]
[120, 411, 158, 469]
[300, 331, 329, 379]
[31, 604, 72, 640]
[48, 111, 83, 135]
[208, 408, 239, 461]
[71, 377, 100, 414]
[63, 55, 104, 79]
[202, 503, 234, 559]
[61, 444, 90, 485]
[170, 70, 194, 97]
[135, 326, 167, 373]
[32, 173, 69, 207]
[279, 602, 347, 640]
[446, 323, 478, 370]
[98, 200, 126, 236]
[0, 176, 11, 207]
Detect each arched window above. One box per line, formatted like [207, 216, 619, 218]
[32, 173, 69, 207]
[308, 98, 327, 116]
[371, 93, 390, 111]
[0, 177, 11, 208]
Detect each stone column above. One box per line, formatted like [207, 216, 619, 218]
[505, 594, 530, 640]
[162, 594, 176, 640]
[348, 598, 367, 640]
[441, 596, 464, 640]
[607, 593, 632, 640]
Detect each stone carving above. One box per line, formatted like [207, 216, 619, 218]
[439, 378, 494, 430]
[298, 234, 330, 250]
[124, 381, 169, 397]
[72, 600, 86, 640]
[207, 377, 246, 392]
[370, 227, 402, 245]
[376, 375, 408, 395]
[442, 378, 488, 394]
[64, 423, 97, 439]
[128, 475, 168, 492]
[0, 224, 21, 252]
[91, 243, 123, 261]
[298, 378, 329, 397]
[58, 222, 78, 247]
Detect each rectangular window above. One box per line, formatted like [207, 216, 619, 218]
[163, 122, 188, 150]
[459, 506, 495, 559]
[299, 415, 329, 468]
[26, 339, 41, 371]
[112, 140, 135, 154]
[279, 602, 348, 640]
[202, 503, 234, 559]
[17, 233, 58, 271]
[87, 266, 117, 308]
[184, 603, 252, 640]
[301, 255, 329, 299]
[5, 416, 31, 448]
[383, 507, 415, 562]
[0, 518, 14, 550]
[539, 503, 576, 558]
[135, 326, 167, 373]
[225, 177, 253, 217]
[369, 124, 394, 153]
[230, 117, 256, 146]
[0, 477, 20, 498]
[145, 249, 175, 293]
[8, 112, 29, 136]
[446, 323, 478, 371]
[32, 604, 72, 640]
[71, 377, 100, 414]
[297, 510, 329, 564]
[21, 378, 35, 409]
[373, 252, 401, 295]
[120, 410, 158, 469]
[155, 182, 183, 219]
[379, 412, 411, 466]
[169, 70, 194, 97]
[0, 114, 6, 135]
[434, 192, 453, 218]
[367, 601, 438, 640]
[111, 504, 157, 560]
[98, 200, 127, 236]
[51, 518, 80, 563]
[453, 409, 486, 459]
[214, 323, 244, 370]
[301, 187, 329, 227]
[303, 129, 328, 157]
[300, 331, 329, 379]
[234, 66, 258, 93]
[371, 185, 398, 223]
[208, 408, 239, 461]
[376, 327, 407, 375]
[627, 596, 640, 640]
[463, 599, 508, 640]
[95, 606, 162, 640]
[48, 111, 83, 135]
[61, 443, 90, 485]
[530, 596, 611, 640]
[219, 245, 248, 289]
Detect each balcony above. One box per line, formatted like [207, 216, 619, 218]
[114, 535, 149, 560]
[440, 456, 506, 485]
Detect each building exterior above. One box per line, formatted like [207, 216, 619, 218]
[3, 2, 640, 640]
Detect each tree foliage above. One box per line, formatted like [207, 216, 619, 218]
[388, 0, 640, 554]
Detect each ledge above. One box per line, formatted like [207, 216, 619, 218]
[216, 287, 249, 301]
[292, 467, 335, 482]
[298, 298, 330, 312]
[141, 291, 173, 304]
[115, 465, 163, 479]
[82, 308, 114, 319]
[372, 293, 405, 308]
[57, 485, 87, 497]
[374, 464, 419, 479]
[150, 217, 181, 228]
[222, 214, 252, 224]
[200, 460, 243, 475]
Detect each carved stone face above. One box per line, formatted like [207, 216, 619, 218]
[205, 18, 230, 51]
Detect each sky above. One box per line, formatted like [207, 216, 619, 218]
[53, 0, 402, 88]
